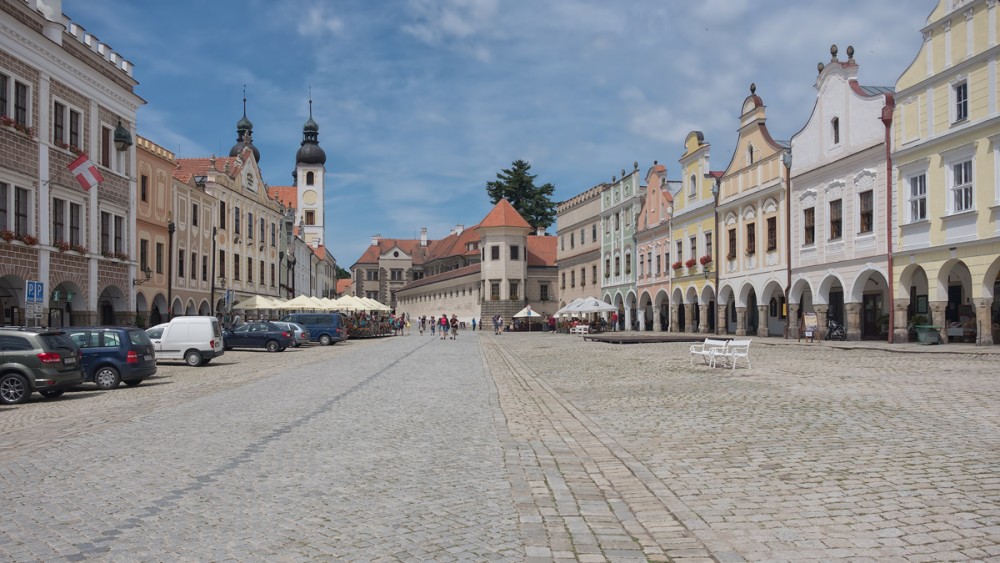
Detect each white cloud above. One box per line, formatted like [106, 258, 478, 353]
[297, 6, 345, 37]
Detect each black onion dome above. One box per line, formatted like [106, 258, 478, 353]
[296, 142, 326, 166]
[296, 99, 325, 165]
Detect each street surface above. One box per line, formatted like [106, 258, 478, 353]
[1, 332, 999, 561]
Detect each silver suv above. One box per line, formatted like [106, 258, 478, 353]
[0, 327, 85, 404]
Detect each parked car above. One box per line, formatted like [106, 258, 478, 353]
[0, 327, 84, 404]
[271, 321, 309, 347]
[146, 316, 225, 366]
[65, 327, 157, 389]
[279, 313, 346, 345]
[222, 322, 294, 352]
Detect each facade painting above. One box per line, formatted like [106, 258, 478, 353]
[600, 164, 645, 330]
[634, 162, 676, 332]
[789, 46, 895, 341]
[892, 0, 1000, 345]
[716, 85, 791, 337]
[670, 132, 720, 335]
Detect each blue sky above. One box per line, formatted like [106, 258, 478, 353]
[78, 0, 931, 266]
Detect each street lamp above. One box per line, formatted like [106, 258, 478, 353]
[113, 119, 132, 152]
[132, 266, 153, 285]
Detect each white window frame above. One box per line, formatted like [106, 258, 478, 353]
[0, 175, 35, 236]
[942, 144, 976, 215]
[950, 159, 974, 213]
[951, 77, 969, 124]
[50, 188, 86, 244]
[99, 121, 126, 175]
[98, 204, 128, 255]
[0, 71, 33, 129]
[908, 174, 928, 223]
[51, 97, 84, 150]
[857, 189, 875, 234]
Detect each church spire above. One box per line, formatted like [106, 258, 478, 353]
[296, 90, 326, 165]
[230, 85, 260, 163]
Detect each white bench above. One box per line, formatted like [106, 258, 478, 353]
[690, 338, 729, 367]
[713, 339, 752, 370]
[569, 325, 590, 335]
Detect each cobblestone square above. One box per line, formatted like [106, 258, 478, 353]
[1, 332, 998, 561]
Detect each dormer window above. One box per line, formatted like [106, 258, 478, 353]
[831, 117, 840, 145]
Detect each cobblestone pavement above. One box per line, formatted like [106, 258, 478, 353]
[2, 331, 999, 561]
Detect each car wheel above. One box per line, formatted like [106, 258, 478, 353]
[184, 350, 203, 367]
[265, 340, 280, 352]
[94, 366, 121, 390]
[123, 380, 142, 387]
[40, 389, 66, 398]
[319, 334, 332, 346]
[0, 373, 30, 404]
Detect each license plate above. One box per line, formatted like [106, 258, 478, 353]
[63, 357, 76, 365]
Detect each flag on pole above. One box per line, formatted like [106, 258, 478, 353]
[68, 153, 104, 191]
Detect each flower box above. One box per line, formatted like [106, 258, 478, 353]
[699, 255, 713, 266]
[0, 115, 35, 138]
[1, 230, 15, 243]
[53, 140, 84, 156]
[684, 258, 697, 268]
[55, 240, 71, 252]
[71, 244, 88, 254]
[671, 261, 683, 270]
[21, 234, 38, 246]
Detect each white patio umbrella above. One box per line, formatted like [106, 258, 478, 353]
[513, 305, 543, 332]
[282, 294, 320, 310]
[555, 298, 585, 317]
[232, 295, 279, 310]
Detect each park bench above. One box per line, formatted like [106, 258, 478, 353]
[569, 325, 590, 335]
[713, 339, 752, 370]
[690, 338, 730, 367]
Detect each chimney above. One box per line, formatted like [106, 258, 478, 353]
[420, 227, 428, 247]
[536, 226, 546, 236]
[454, 224, 464, 236]
[371, 234, 381, 246]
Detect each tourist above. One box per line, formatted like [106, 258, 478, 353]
[439, 314, 449, 339]
[471, 318, 476, 331]
[450, 314, 459, 340]
[430, 315, 436, 335]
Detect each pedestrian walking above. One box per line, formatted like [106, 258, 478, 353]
[439, 314, 449, 339]
[471, 318, 476, 331]
[450, 314, 459, 339]
[430, 315, 436, 335]
[497, 315, 504, 335]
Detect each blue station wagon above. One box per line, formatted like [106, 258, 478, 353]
[66, 327, 157, 389]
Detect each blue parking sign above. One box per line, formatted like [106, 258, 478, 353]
[25, 280, 43, 303]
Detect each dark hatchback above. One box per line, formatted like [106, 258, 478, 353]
[65, 327, 157, 389]
[0, 327, 84, 404]
[222, 322, 295, 352]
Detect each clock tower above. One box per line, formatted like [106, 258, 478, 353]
[294, 98, 327, 246]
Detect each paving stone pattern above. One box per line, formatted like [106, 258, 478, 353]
[1, 332, 999, 561]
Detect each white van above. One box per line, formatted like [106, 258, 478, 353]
[146, 316, 225, 366]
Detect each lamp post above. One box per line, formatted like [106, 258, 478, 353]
[782, 150, 792, 339]
[167, 219, 176, 320]
[711, 176, 720, 335]
[132, 266, 152, 286]
[210, 226, 218, 316]
[113, 119, 133, 152]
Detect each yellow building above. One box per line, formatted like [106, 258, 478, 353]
[669, 132, 721, 333]
[892, 0, 1000, 345]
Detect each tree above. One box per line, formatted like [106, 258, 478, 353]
[486, 159, 556, 230]
[335, 265, 351, 279]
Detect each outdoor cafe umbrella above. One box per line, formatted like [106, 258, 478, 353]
[513, 305, 542, 332]
[282, 294, 320, 310]
[232, 294, 279, 311]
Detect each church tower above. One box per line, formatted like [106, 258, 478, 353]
[229, 88, 260, 164]
[294, 97, 327, 246]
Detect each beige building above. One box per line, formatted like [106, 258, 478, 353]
[134, 136, 172, 326]
[555, 183, 605, 311]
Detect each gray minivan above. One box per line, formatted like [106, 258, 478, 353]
[280, 313, 346, 345]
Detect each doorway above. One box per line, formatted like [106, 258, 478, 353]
[862, 293, 882, 340]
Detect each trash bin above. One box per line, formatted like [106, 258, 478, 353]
[914, 325, 941, 345]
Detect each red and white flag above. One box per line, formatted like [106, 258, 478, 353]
[68, 153, 104, 191]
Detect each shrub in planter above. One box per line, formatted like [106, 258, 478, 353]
[684, 258, 697, 268]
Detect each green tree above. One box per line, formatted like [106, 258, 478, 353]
[486, 159, 556, 229]
[335, 265, 351, 279]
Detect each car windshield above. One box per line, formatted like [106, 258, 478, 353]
[146, 327, 164, 339]
[127, 329, 152, 346]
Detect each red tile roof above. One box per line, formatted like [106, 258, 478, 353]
[478, 199, 531, 229]
[526, 235, 557, 267]
[336, 278, 353, 295]
[173, 156, 238, 183]
[312, 244, 326, 259]
[268, 186, 297, 209]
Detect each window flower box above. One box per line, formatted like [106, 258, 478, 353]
[699, 255, 712, 266]
[55, 240, 71, 252]
[671, 261, 683, 270]
[21, 234, 38, 246]
[684, 258, 697, 268]
[1, 230, 15, 243]
[71, 243, 88, 254]
[0, 115, 36, 138]
[53, 140, 84, 156]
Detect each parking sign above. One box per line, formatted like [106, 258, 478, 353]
[25, 280, 43, 303]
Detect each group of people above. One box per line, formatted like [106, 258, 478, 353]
[417, 314, 460, 340]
